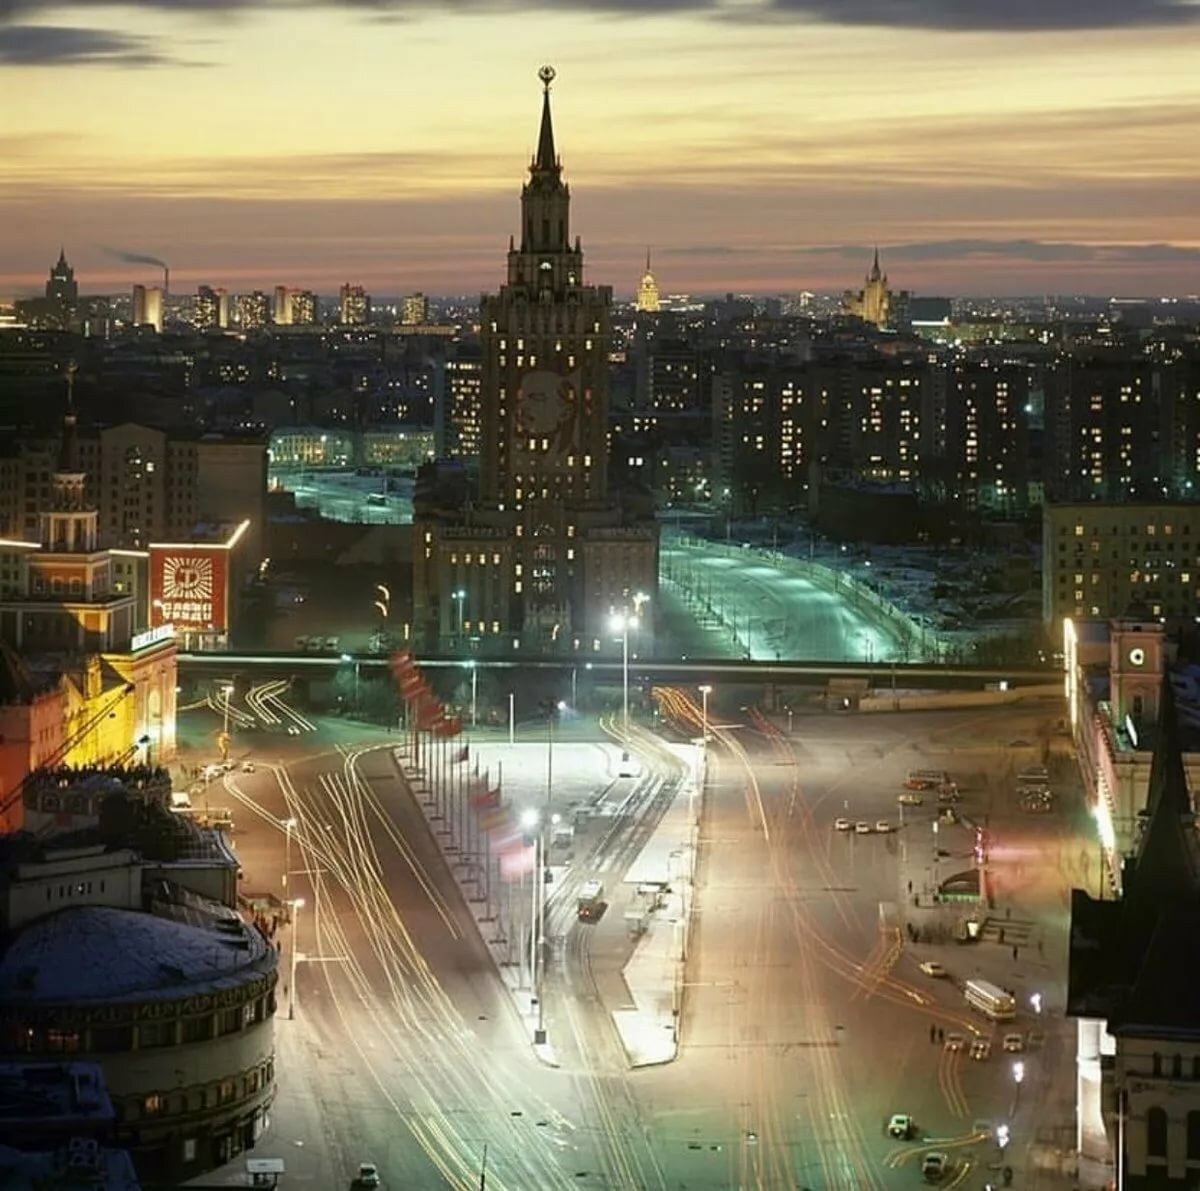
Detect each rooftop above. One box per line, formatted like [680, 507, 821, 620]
[0, 897, 272, 1005]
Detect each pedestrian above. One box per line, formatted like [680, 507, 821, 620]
[907, 880, 913, 894]
[1012, 945, 1018, 961]
[999, 927, 1005, 944]
[1005, 906, 1011, 920]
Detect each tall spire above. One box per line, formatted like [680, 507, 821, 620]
[58, 360, 79, 475]
[1125, 673, 1199, 909]
[646, 248, 652, 273]
[534, 64, 558, 174]
[870, 245, 881, 281]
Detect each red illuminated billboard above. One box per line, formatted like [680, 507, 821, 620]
[149, 546, 229, 631]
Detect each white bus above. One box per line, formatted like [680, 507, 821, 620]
[964, 978, 1017, 1021]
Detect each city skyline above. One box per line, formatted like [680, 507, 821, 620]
[2, 2, 1199, 297]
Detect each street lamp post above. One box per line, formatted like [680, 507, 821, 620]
[466, 661, 477, 727]
[508, 692, 515, 746]
[452, 589, 466, 639]
[221, 683, 234, 740]
[283, 816, 297, 897]
[288, 896, 305, 1020]
[546, 700, 565, 810]
[699, 684, 712, 759]
[610, 593, 648, 746]
[340, 653, 359, 710]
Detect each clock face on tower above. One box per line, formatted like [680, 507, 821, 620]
[514, 368, 579, 460]
[1129, 647, 1146, 666]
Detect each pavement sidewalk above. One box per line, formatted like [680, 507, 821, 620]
[611, 743, 703, 1068]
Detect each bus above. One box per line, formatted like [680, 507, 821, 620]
[964, 978, 1017, 1021]
[905, 769, 949, 791]
[577, 880, 604, 922]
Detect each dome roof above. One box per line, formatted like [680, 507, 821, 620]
[0, 905, 273, 1004]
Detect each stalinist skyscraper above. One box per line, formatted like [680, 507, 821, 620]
[414, 67, 658, 655]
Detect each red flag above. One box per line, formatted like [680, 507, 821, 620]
[499, 841, 536, 881]
[471, 785, 500, 810]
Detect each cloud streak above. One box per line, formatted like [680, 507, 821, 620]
[3, 0, 1198, 30]
[0, 23, 167, 64]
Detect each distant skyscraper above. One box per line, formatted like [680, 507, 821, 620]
[195, 285, 228, 330]
[272, 285, 293, 326]
[413, 66, 658, 654]
[236, 291, 270, 331]
[401, 293, 429, 326]
[635, 251, 660, 313]
[339, 284, 370, 326]
[44, 248, 78, 326]
[131, 284, 163, 333]
[842, 248, 908, 329]
[289, 290, 317, 325]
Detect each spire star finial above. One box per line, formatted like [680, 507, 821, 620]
[538, 64, 556, 92]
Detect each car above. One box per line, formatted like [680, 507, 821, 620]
[617, 751, 639, 779]
[898, 793, 923, 807]
[922, 1151, 949, 1182]
[919, 961, 946, 978]
[887, 1113, 913, 1139]
[352, 1163, 380, 1189]
[875, 820, 892, 833]
[287, 725, 301, 736]
[1002, 1033, 1025, 1053]
[221, 761, 235, 773]
[855, 821, 872, 834]
[241, 761, 255, 773]
[969, 1038, 991, 1061]
[834, 817, 853, 831]
[943, 1032, 965, 1052]
[201, 764, 221, 780]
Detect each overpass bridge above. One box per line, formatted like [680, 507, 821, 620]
[178, 651, 1056, 693]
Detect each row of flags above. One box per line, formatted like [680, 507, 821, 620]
[389, 652, 535, 880]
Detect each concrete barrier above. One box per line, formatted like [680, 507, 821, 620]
[858, 683, 1062, 713]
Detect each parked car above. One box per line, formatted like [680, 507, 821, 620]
[943, 1033, 965, 1052]
[241, 761, 255, 773]
[898, 793, 923, 807]
[834, 818, 852, 831]
[1002, 1033, 1025, 1053]
[887, 1113, 913, 1139]
[855, 821, 872, 834]
[875, 820, 892, 833]
[918, 961, 946, 978]
[969, 1038, 991, 1061]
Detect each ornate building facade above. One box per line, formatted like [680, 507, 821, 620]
[842, 248, 907, 329]
[635, 251, 660, 314]
[413, 68, 658, 654]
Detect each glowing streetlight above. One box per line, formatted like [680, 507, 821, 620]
[611, 592, 649, 744]
[452, 589, 467, 637]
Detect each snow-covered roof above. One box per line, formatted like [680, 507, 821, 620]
[0, 905, 274, 1005]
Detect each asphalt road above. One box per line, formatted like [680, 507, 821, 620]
[661, 541, 905, 663]
[179, 681, 1088, 1190]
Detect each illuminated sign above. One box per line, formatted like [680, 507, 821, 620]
[131, 623, 175, 652]
[149, 547, 229, 632]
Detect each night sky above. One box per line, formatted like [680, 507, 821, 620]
[3, 0, 1199, 296]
